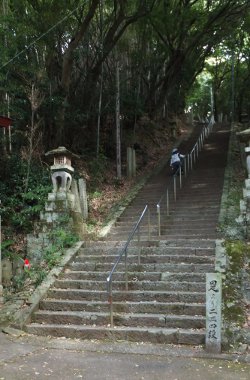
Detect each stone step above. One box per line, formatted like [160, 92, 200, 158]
[39, 299, 205, 315]
[26, 324, 205, 345]
[155, 233, 219, 240]
[120, 209, 220, 218]
[83, 239, 215, 249]
[78, 246, 214, 256]
[70, 262, 214, 273]
[116, 216, 219, 225]
[107, 232, 219, 240]
[62, 271, 206, 282]
[47, 289, 205, 303]
[83, 240, 160, 248]
[115, 219, 218, 227]
[131, 194, 222, 202]
[170, 197, 222, 204]
[75, 254, 214, 264]
[158, 239, 216, 248]
[109, 226, 219, 235]
[32, 310, 205, 329]
[123, 200, 221, 210]
[54, 279, 205, 292]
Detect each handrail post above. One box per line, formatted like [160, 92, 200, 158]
[147, 208, 151, 240]
[184, 157, 187, 177]
[138, 247, 141, 265]
[125, 249, 128, 291]
[166, 189, 169, 216]
[174, 175, 176, 201]
[108, 281, 114, 328]
[137, 226, 141, 265]
[193, 145, 196, 164]
[157, 204, 161, 236]
[199, 135, 202, 151]
[179, 165, 182, 188]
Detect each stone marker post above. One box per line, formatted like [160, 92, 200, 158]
[206, 272, 222, 353]
[218, 113, 223, 123]
[78, 178, 88, 220]
[132, 148, 136, 177]
[127, 147, 136, 179]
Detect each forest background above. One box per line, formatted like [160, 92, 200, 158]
[1, 0, 250, 266]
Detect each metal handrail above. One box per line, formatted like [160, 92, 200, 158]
[156, 120, 214, 236]
[107, 205, 150, 327]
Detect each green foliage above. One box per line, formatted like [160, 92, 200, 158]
[48, 228, 78, 250]
[12, 272, 26, 291]
[43, 246, 63, 270]
[186, 71, 212, 117]
[0, 154, 51, 232]
[1, 239, 15, 259]
[90, 191, 102, 199]
[12, 227, 78, 290]
[223, 240, 250, 328]
[13, 265, 47, 291]
[43, 227, 78, 269]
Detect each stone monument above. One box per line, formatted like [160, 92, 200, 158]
[27, 147, 86, 262]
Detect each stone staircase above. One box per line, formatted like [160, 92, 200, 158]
[25, 122, 230, 345]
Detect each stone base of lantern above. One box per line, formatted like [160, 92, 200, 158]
[27, 190, 79, 262]
[47, 191, 75, 209]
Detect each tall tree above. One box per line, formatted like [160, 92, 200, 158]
[145, 0, 250, 117]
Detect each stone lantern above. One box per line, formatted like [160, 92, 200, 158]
[43, 146, 80, 215]
[27, 147, 85, 262]
[45, 146, 79, 194]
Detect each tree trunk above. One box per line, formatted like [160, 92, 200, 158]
[116, 64, 121, 180]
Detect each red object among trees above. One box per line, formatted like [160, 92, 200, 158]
[24, 259, 31, 270]
[0, 116, 12, 128]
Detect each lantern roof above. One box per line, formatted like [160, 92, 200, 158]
[45, 146, 79, 159]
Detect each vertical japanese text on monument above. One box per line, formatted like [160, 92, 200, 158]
[208, 280, 219, 341]
[206, 273, 222, 351]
